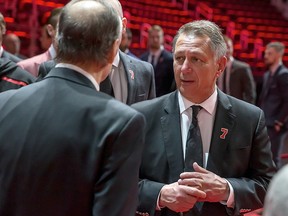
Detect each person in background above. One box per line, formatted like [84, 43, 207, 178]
[3, 33, 26, 59]
[17, 7, 62, 76]
[120, 28, 138, 59]
[133, 20, 276, 216]
[37, 0, 156, 105]
[0, 13, 21, 63]
[263, 164, 288, 216]
[0, 58, 35, 92]
[140, 25, 175, 97]
[217, 35, 256, 104]
[259, 41, 288, 169]
[0, 0, 145, 215]
[39, 24, 52, 51]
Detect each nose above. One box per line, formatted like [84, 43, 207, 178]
[181, 59, 192, 74]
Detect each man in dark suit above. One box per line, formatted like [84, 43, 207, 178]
[0, 13, 21, 63]
[0, 1, 145, 215]
[132, 20, 276, 216]
[37, 0, 155, 105]
[259, 41, 288, 168]
[140, 25, 175, 97]
[218, 35, 256, 104]
[0, 58, 35, 92]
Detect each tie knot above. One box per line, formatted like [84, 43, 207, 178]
[192, 105, 201, 117]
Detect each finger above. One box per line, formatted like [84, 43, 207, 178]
[178, 178, 202, 188]
[180, 185, 206, 199]
[193, 162, 209, 173]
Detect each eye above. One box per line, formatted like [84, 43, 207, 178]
[175, 56, 185, 64]
[191, 57, 201, 63]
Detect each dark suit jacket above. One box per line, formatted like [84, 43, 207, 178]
[38, 51, 156, 105]
[140, 49, 175, 97]
[0, 68, 145, 216]
[2, 50, 22, 63]
[0, 58, 35, 92]
[132, 90, 276, 216]
[228, 59, 256, 104]
[259, 65, 288, 128]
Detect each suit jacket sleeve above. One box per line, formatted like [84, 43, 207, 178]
[276, 71, 288, 126]
[226, 110, 275, 215]
[93, 112, 145, 216]
[241, 65, 256, 104]
[147, 63, 156, 100]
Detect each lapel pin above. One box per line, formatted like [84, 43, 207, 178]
[220, 128, 228, 139]
[129, 69, 134, 80]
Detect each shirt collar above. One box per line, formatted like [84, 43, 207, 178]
[48, 45, 57, 59]
[178, 88, 218, 115]
[150, 45, 164, 56]
[112, 51, 120, 68]
[55, 63, 100, 91]
[0, 46, 4, 57]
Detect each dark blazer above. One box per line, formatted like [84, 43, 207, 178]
[0, 68, 145, 216]
[2, 50, 22, 63]
[38, 51, 156, 105]
[0, 58, 35, 92]
[132, 90, 276, 216]
[259, 65, 288, 128]
[140, 49, 175, 97]
[228, 59, 256, 104]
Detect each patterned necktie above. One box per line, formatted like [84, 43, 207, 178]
[184, 105, 203, 172]
[100, 76, 114, 97]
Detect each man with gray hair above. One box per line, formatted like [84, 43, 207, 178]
[259, 41, 288, 169]
[0, 1, 145, 215]
[263, 164, 288, 216]
[132, 20, 275, 216]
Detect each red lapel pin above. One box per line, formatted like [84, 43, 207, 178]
[220, 128, 228, 139]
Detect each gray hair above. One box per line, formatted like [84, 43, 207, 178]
[0, 12, 6, 35]
[263, 165, 288, 216]
[172, 20, 227, 60]
[56, 0, 121, 67]
[266, 41, 285, 56]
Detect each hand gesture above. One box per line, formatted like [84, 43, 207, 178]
[159, 182, 206, 212]
[178, 162, 230, 203]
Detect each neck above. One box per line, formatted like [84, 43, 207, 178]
[270, 61, 282, 74]
[74, 62, 112, 83]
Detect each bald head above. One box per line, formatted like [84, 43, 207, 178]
[56, 0, 121, 67]
[3, 33, 21, 55]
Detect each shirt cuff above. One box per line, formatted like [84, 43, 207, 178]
[220, 179, 235, 208]
[156, 192, 163, 210]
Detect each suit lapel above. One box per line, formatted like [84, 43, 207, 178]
[119, 51, 136, 105]
[207, 90, 236, 175]
[160, 92, 185, 182]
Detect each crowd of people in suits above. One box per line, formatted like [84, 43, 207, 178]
[0, 0, 288, 215]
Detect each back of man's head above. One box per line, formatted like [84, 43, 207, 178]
[56, 0, 121, 68]
[263, 165, 288, 216]
[46, 7, 63, 29]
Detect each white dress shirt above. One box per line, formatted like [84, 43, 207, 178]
[178, 89, 234, 208]
[110, 51, 128, 103]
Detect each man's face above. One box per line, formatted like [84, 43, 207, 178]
[173, 34, 226, 103]
[148, 29, 163, 50]
[264, 47, 280, 67]
[119, 31, 131, 52]
[225, 39, 233, 60]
